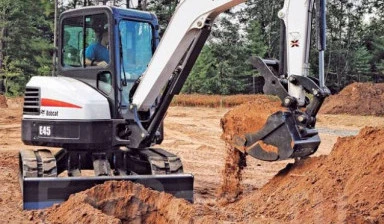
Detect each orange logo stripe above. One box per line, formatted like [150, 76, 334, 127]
[41, 98, 82, 109]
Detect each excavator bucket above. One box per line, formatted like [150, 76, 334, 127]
[233, 111, 321, 161]
[232, 57, 330, 161]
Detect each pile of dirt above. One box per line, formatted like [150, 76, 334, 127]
[0, 95, 8, 108]
[171, 94, 276, 108]
[24, 94, 383, 222]
[33, 181, 197, 224]
[40, 127, 384, 223]
[321, 82, 384, 116]
[226, 126, 384, 223]
[218, 95, 283, 203]
[26, 127, 384, 223]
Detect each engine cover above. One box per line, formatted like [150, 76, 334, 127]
[23, 76, 110, 120]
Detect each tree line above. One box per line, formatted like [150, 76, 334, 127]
[0, 0, 382, 96]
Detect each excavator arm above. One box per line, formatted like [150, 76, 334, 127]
[235, 0, 330, 161]
[130, 0, 329, 160]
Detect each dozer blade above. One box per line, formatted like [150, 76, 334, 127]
[21, 174, 193, 210]
[233, 111, 320, 161]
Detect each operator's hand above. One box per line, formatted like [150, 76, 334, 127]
[97, 61, 108, 67]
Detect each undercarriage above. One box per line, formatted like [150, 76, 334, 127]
[19, 147, 193, 209]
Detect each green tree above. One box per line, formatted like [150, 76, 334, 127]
[245, 20, 268, 58]
[147, 0, 178, 36]
[324, 0, 384, 88]
[351, 46, 373, 82]
[184, 14, 256, 95]
[0, 0, 54, 95]
[242, 0, 283, 59]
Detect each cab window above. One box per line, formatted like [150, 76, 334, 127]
[119, 20, 153, 105]
[62, 16, 82, 67]
[61, 14, 109, 68]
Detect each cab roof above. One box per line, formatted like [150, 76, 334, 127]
[60, 6, 157, 23]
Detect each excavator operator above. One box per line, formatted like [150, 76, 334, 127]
[85, 29, 109, 67]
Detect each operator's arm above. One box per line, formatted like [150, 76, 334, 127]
[85, 44, 108, 67]
[84, 58, 108, 67]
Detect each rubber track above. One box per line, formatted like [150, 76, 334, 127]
[20, 149, 57, 178]
[145, 148, 183, 175]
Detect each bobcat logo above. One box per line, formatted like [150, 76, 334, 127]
[291, 40, 299, 47]
[289, 32, 301, 48]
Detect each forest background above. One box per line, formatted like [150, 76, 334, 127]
[0, 0, 383, 95]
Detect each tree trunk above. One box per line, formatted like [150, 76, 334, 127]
[0, 27, 5, 71]
[138, 0, 147, 10]
[52, 0, 58, 76]
[71, 0, 78, 8]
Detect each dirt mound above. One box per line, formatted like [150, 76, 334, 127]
[172, 94, 277, 108]
[227, 127, 384, 223]
[218, 95, 283, 203]
[34, 181, 196, 224]
[321, 82, 384, 115]
[0, 95, 8, 108]
[25, 127, 384, 223]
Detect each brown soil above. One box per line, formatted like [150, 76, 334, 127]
[1, 95, 384, 223]
[0, 95, 8, 108]
[226, 127, 384, 223]
[321, 82, 384, 116]
[31, 181, 196, 224]
[218, 96, 284, 203]
[31, 127, 384, 224]
[172, 94, 280, 108]
[220, 96, 283, 143]
[256, 140, 279, 153]
[217, 144, 247, 203]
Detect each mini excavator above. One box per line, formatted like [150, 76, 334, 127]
[19, 0, 329, 209]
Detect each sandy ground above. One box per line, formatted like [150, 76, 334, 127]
[1, 98, 384, 223]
